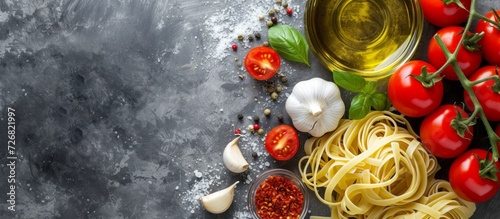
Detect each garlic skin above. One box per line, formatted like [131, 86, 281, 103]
[223, 137, 249, 173]
[200, 181, 239, 214]
[285, 77, 345, 137]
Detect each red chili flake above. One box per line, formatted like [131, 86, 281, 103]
[231, 43, 238, 51]
[253, 123, 260, 131]
[234, 128, 242, 135]
[254, 175, 304, 219]
[286, 8, 293, 15]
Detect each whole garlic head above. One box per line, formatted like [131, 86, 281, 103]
[285, 77, 345, 137]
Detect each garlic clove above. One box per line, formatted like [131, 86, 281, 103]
[223, 136, 250, 173]
[200, 181, 239, 214]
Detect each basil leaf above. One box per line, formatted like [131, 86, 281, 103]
[268, 25, 310, 67]
[349, 93, 372, 120]
[361, 81, 377, 95]
[332, 70, 367, 92]
[371, 91, 389, 111]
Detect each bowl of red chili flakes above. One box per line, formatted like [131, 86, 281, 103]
[248, 169, 309, 219]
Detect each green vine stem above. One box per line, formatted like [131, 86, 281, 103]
[427, 0, 500, 166]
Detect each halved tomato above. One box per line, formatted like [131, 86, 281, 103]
[244, 46, 281, 80]
[265, 124, 299, 161]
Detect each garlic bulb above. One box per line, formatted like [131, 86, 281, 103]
[223, 137, 249, 173]
[285, 77, 345, 137]
[200, 181, 239, 214]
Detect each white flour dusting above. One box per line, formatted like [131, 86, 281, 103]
[204, 4, 267, 60]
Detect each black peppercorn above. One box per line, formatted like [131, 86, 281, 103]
[254, 32, 261, 40]
[253, 116, 260, 123]
[238, 114, 244, 120]
[271, 16, 278, 24]
[278, 114, 284, 122]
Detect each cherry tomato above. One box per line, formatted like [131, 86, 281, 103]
[387, 60, 443, 117]
[449, 148, 500, 202]
[420, 104, 473, 158]
[475, 10, 500, 66]
[464, 66, 500, 121]
[428, 26, 482, 80]
[244, 46, 281, 80]
[264, 124, 299, 161]
[419, 0, 471, 27]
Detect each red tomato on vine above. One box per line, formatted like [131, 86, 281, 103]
[449, 149, 500, 202]
[464, 66, 500, 122]
[420, 104, 473, 158]
[475, 9, 500, 66]
[427, 26, 482, 80]
[387, 60, 443, 117]
[419, 0, 471, 27]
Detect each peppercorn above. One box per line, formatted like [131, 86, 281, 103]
[263, 41, 269, 47]
[248, 35, 254, 41]
[271, 92, 279, 100]
[231, 43, 238, 51]
[280, 75, 288, 83]
[271, 17, 278, 24]
[238, 34, 244, 41]
[253, 123, 260, 130]
[254, 32, 261, 40]
[257, 128, 264, 135]
[276, 0, 282, 4]
[264, 108, 271, 116]
[269, 9, 275, 17]
[237, 62, 242, 67]
[253, 116, 260, 123]
[234, 128, 242, 135]
[283, 2, 288, 8]
[259, 15, 265, 20]
[266, 20, 274, 27]
[286, 8, 293, 15]
[237, 114, 244, 120]
[252, 150, 258, 158]
[277, 114, 284, 122]
[266, 85, 275, 93]
[275, 86, 282, 93]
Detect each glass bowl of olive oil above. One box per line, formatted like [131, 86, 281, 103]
[305, 0, 423, 80]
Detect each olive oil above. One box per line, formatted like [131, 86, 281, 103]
[305, 0, 423, 80]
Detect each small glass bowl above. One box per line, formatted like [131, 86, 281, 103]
[304, 0, 424, 80]
[248, 169, 309, 219]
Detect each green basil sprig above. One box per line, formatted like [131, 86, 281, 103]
[333, 71, 390, 120]
[268, 25, 310, 67]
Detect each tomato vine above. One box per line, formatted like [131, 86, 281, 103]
[418, 0, 500, 174]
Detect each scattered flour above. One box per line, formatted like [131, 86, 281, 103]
[203, 2, 268, 60]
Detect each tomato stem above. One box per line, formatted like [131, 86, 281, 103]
[479, 155, 499, 181]
[433, 0, 500, 165]
[473, 7, 500, 30]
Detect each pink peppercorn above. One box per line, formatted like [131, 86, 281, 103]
[253, 124, 260, 130]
